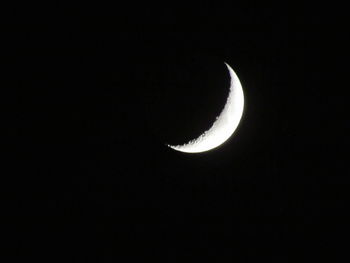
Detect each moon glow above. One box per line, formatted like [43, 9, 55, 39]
[168, 63, 244, 153]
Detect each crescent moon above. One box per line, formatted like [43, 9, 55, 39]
[167, 62, 244, 153]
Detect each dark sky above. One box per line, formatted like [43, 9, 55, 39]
[2, 2, 348, 262]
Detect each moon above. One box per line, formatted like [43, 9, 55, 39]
[167, 62, 244, 153]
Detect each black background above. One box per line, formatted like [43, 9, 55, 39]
[1, 2, 348, 262]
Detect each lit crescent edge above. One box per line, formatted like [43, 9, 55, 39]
[167, 62, 244, 153]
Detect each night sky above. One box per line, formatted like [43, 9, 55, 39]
[2, 2, 348, 262]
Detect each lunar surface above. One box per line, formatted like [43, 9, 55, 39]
[168, 62, 244, 153]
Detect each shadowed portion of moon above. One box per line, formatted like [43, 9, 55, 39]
[148, 56, 231, 147]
